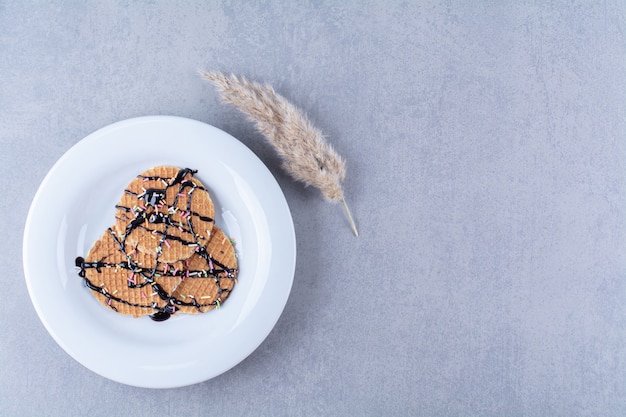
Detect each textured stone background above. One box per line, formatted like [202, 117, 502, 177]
[2, 1, 626, 415]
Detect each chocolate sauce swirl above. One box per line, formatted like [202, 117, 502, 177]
[75, 167, 236, 322]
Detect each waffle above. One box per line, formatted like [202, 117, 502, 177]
[114, 166, 215, 263]
[75, 228, 183, 318]
[170, 226, 238, 314]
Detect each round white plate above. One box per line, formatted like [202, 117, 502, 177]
[23, 116, 296, 388]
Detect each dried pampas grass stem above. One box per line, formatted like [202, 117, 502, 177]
[200, 70, 358, 236]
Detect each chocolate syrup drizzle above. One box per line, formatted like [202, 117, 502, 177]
[74, 168, 237, 322]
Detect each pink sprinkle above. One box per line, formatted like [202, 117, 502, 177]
[141, 291, 146, 298]
[208, 257, 214, 271]
[140, 205, 147, 210]
[163, 239, 170, 248]
[128, 278, 135, 285]
[107, 298, 112, 305]
[163, 263, 169, 274]
[177, 193, 186, 197]
[143, 177, 149, 181]
[186, 269, 189, 278]
[173, 267, 179, 275]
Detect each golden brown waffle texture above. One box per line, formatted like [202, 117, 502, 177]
[75, 166, 238, 321]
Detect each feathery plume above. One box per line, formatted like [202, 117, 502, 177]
[200, 71, 358, 236]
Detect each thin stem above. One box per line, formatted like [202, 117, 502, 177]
[341, 197, 359, 237]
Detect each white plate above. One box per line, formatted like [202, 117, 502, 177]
[23, 116, 296, 388]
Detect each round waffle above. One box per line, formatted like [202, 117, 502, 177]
[114, 166, 215, 263]
[75, 228, 184, 318]
[170, 226, 238, 314]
